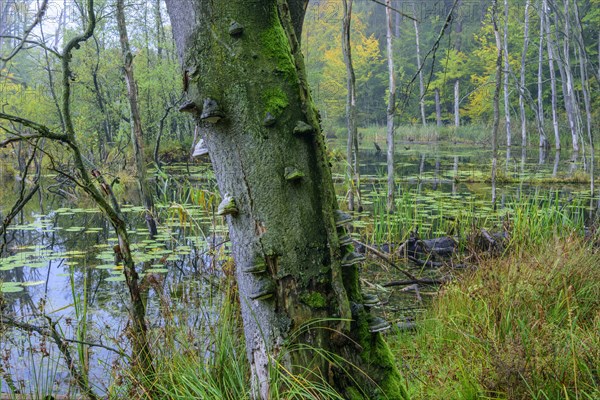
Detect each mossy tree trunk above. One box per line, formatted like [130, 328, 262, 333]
[164, 0, 407, 399]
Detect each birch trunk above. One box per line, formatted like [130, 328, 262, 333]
[435, 88, 442, 127]
[557, 0, 579, 151]
[519, 0, 531, 146]
[412, 3, 426, 126]
[503, 0, 512, 147]
[386, 0, 396, 212]
[454, 79, 460, 127]
[537, 0, 545, 148]
[573, 1, 594, 195]
[543, 0, 560, 150]
[492, 0, 502, 208]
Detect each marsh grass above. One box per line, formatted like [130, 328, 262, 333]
[392, 236, 600, 399]
[367, 188, 587, 248]
[115, 284, 349, 399]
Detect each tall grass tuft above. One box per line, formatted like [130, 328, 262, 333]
[393, 236, 600, 399]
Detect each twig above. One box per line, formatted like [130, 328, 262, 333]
[383, 277, 449, 288]
[353, 239, 419, 281]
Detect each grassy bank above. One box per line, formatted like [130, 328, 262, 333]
[392, 236, 599, 399]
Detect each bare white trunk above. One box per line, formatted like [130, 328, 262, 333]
[503, 0, 512, 147]
[492, 0, 502, 208]
[537, 0, 545, 148]
[544, 0, 560, 150]
[559, 0, 579, 151]
[386, 0, 396, 212]
[413, 3, 426, 126]
[454, 80, 460, 127]
[435, 88, 442, 127]
[519, 0, 531, 145]
[573, 1, 594, 195]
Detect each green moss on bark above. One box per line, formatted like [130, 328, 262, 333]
[262, 87, 289, 118]
[259, 24, 297, 83]
[299, 291, 327, 309]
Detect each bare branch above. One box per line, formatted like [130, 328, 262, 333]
[0, 0, 50, 65]
[0, 112, 69, 145]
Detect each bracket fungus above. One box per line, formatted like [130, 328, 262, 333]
[178, 100, 198, 114]
[263, 112, 277, 127]
[192, 139, 209, 157]
[250, 280, 276, 301]
[293, 120, 315, 136]
[228, 21, 244, 36]
[338, 234, 353, 247]
[242, 258, 268, 274]
[341, 252, 365, 267]
[217, 194, 238, 216]
[333, 210, 353, 227]
[368, 316, 391, 333]
[284, 167, 304, 181]
[200, 98, 225, 123]
[362, 293, 381, 307]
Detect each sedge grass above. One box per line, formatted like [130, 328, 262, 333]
[392, 236, 600, 400]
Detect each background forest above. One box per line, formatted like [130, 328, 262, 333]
[2, 0, 598, 159]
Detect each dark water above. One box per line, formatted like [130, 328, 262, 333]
[0, 141, 598, 395]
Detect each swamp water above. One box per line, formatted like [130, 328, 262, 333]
[0, 141, 597, 396]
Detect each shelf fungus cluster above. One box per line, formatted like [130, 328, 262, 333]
[334, 210, 366, 267]
[335, 210, 391, 333]
[245, 258, 276, 301]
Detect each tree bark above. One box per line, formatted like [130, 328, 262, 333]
[554, 0, 579, 151]
[491, 0, 502, 208]
[435, 88, 442, 126]
[116, 0, 158, 238]
[503, 0, 512, 147]
[342, 0, 360, 211]
[386, 0, 396, 212]
[543, 0, 560, 150]
[518, 0, 531, 146]
[573, 1, 594, 196]
[412, 3, 426, 126]
[164, 1, 408, 398]
[454, 79, 460, 127]
[537, 0, 545, 149]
